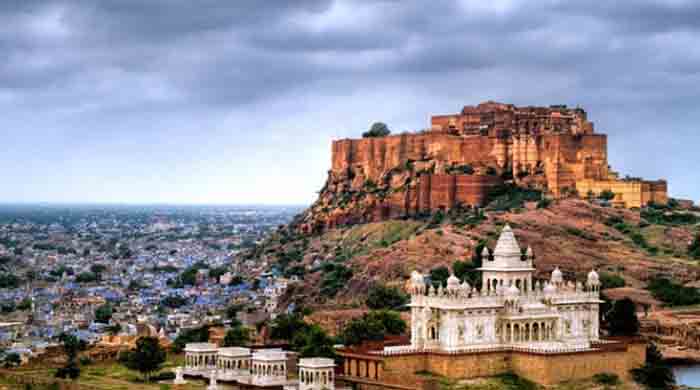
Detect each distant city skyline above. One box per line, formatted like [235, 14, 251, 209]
[2, 1, 699, 204]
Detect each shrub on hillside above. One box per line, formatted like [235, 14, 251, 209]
[647, 277, 700, 306]
[599, 272, 625, 290]
[366, 284, 409, 311]
[320, 263, 353, 297]
[689, 236, 700, 260]
[485, 184, 542, 211]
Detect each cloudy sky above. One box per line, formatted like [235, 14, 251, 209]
[1, 0, 698, 205]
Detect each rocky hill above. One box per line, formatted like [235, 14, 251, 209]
[246, 102, 692, 311]
[252, 198, 699, 309]
[296, 102, 667, 234]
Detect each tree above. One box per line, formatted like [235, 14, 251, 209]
[160, 295, 188, 309]
[121, 337, 167, 382]
[599, 272, 625, 290]
[75, 272, 99, 283]
[106, 323, 122, 335]
[94, 304, 113, 324]
[172, 326, 210, 353]
[208, 267, 227, 280]
[631, 343, 676, 390]
[689, 235, 700, 260]
[3, 352, 21, 368]
[453, 259, 481, 287]
[362, 122, 391, 138]
[17, 298, 32, 311]
[598, 189, 616, 201]
[291, 325, 336, 359]
[340, 310, 407, 346]
[270, 313, 309, 341]
[366, 284, 409, 311]
[55, 333, 84, 380]
[607, 298, 639, 336]
[226, 304, 245, 323]
[222, 325, 250, 347]
[90, 264, 107, 274]
[429, 266, 450, 288]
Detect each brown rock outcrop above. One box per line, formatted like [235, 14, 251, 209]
[300, 102, 667, 232]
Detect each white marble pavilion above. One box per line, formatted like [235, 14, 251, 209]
[396, 224, 602, 354]
[182, 343, 292, 387]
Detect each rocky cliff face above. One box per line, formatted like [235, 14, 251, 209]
[298, 131, 607, 233]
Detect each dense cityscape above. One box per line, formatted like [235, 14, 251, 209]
[0, 205, 302, 365]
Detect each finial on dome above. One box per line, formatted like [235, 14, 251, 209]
[526, 246, 534, 258]
[587, 269, 600, 285]
[481, 246, 490, 259]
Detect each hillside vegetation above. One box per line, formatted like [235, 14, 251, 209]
[248, 198, 700, 309]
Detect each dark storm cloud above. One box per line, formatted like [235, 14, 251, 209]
[1, 0, 698, 203]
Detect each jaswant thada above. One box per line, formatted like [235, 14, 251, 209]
[337, 225, 647, 388]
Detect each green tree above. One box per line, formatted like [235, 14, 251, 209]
[689, 235, 700, 260]
[226, 304, 245, 321]
[340, 310, 406, 346]
[366, 285, 409, 311]
[429, 266, 450, 288]
[17, 298, 32, 311]
[75, 272, 99, 283]
[598, 189, 616, 201]
[121, 337, 167, 382]
[607, 298, 639, 336]
[291, 325, 336, 359]
[160, 295, 188, 309]
[94, 304, 113, 324]
[270, 313, 309, 341]
[362, 122, 391, 138]
[222, 326, 250, 347]
[631, 343, 675, 390]
[55, 333, 84, 380]
[208, 267, 227, 280]
[172, 326, 210, 353]
[599, 272, 625, 290]
[3, 352, 21, 368]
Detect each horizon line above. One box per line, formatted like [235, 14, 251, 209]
[0, 201, 309, 208]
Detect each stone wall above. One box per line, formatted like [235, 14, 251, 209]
[339, 340, 646, 388]
[577, 179, 668, 208]
[303, 104, 668, 232]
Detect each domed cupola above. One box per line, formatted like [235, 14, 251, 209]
[586, 269, 600, 291]
[446, 273, 460, 295]
[482, 246, 491, 261]
[460, 280, 471, 294]
[551, 266, 564, 286]
[408, 270, 426, 295]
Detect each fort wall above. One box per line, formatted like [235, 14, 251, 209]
[305, 103, 668, 231]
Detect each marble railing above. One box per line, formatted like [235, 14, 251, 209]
[380, 342, 597, 356]
[411, 290, 599, 308]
